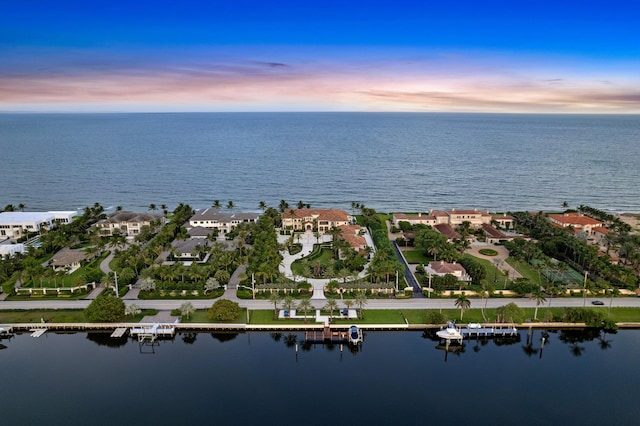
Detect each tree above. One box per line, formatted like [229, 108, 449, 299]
[455, 293, 471, 321]
[213, 200, 221, 209]
[204, 277, 220, 294]
[324, 299, 339, 318]
[344, 299, 354, 313]
[180, 302, 195, 319]
[226, 200, 234, 210]
[207, 299, 241, 322]
[297, 298, 313, 323]
[496, 302, 525, 323]
[258, 201, 267, 211]
[531, 288, 547, 320]
[125, 304, 141, 316]
[84, 294, 125, 322]
[18, 203, 25, 212]
[148, 203, 157, 212]
[140, 277, 156, 292]
[281, 295, 297, 318]
[268, 292, 282, 317]
[354, 292, 368, 319]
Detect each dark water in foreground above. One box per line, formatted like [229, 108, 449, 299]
[1, 329, 639, 425]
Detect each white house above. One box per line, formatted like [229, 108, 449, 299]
[0, 211, 63, 239]
[188, 209, 260, 235]
[425, 261, 471, 282]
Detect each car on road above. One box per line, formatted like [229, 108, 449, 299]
[591, 300, 605, 305]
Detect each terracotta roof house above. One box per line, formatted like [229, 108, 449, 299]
[96, 211, 163, 237]
[188, 209, 259, 235]
[392, 213, 437, 228]
[281, 209, 350, 233]
[548, 213, 603, 237]
[51, 248, 87, 273]
[392, 209, 514, 231]
[338, 224, 368, 253]
[425, 261, 471, 281]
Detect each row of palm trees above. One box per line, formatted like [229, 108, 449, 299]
[268, 292, 369, 321]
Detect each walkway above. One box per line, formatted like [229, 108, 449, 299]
[277, 231, 373, 300]
[467, 242, 522, 280]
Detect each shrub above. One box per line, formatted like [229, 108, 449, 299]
[426, 311, 447, 324]
[496, 302, 524, 323]
[84, 294, 125, 322]
[207, 299, 241, 322]
[479, 248, 499, 256]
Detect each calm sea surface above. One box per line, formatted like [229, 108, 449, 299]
[1, 113, 639, 213]
[1, 329, 639, 425]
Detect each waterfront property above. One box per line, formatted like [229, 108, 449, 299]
[425, 261, 471, 282]
[50, 248, 88, 273]
[188, 208, 260, 236]
[392, 209, 515, 230]
[548, 212, 603, 238]
[0, 211, 76, 239]
[281, 208, 350, 233]
[95, 211, 163, 237]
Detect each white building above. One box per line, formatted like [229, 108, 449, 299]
[0, 211, 76, 239]
[188, 209, 260, 235]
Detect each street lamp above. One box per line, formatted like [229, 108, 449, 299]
[582, 271, 588, 307]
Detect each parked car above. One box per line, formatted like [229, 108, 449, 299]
[591, 300, 605, 306]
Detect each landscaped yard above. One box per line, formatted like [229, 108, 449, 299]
[505, 257, 543, 286]
[401, 249, 431, 264]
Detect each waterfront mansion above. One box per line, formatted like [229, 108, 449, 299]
[281, 208, 350, 233]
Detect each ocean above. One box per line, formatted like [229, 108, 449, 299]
[1, 113, 639, 213]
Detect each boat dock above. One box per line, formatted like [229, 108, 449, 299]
[130, 323, 176, 342]
[460, 325, 518, 338]
[110, 327, 128, 338]
[30, 328, 47, 338]
[0, 325, 14, 336]
[304, 326, 349, 343]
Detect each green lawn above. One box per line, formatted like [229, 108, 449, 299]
[248, 309, 308, 324]
[506, 257, 543, 286]
[462, 254, 508, 287]
[0, 308, 158, 323]
[180, 309, 247, 324]
[332, 309, 406, 324]
[291, 247, 336, 276]
[402, 250, 430, 264]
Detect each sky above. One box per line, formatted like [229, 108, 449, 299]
[1, 0, 639, 113]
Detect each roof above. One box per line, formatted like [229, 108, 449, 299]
[448, 208, 490, 216]
[187, 226, 215, 237]
[100, 211, 160, 224]
[190, 208, 260, 222]
[433, 223, 461, 240]
[282, 208, 349, 222]
[338, 224, 367, 249]
[171, 239, 209, 254]
[481, 223, 507, 238]
[548, 213, 602, 227]
[51, 249, 87, 267]
[428, 261, 467, 275]
[0, 212, 55, 224]
[592, 226, 610, 235]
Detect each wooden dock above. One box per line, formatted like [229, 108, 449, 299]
[304, 326, 348, 343]
[459, 325, 518, 338]
[110, 327, 128, 338]
[30, 328, 47, 338]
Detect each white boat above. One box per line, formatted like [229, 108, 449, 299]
[436, 322, 462, 341]
[468, 323, 482, 329]
[348, 325, 363, 345]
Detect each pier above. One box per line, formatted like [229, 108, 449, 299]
[304, 326, 348, 343]
[459, 324, 518, 338]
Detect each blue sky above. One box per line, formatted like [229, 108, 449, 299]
[1, 0, 639, 112]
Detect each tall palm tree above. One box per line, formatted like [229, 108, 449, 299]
[531, 288, 547, 320]
[148, 203, 157, 212]
[226, 200, 234, 210]
[354, 292, 368, 319]
[268, 292, 282, 317]
[324, 299, 339, 319]
[455, 293, 471, 321]
[278, 200, 289, 213]
[297, 298, 313, 323]
[258, 201, 267, 211]
[18, 203, 25, 211]
[281, 295, 297, 319]
[212, 200, 221, 209]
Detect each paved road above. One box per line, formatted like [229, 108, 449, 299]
[2, 296, 638, 312]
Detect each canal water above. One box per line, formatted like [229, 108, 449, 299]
[1, 329, 638, 425]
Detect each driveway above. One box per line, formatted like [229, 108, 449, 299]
[467, 243, 522, 280]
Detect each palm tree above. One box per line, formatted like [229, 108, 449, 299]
[531, 288, 547, 320]
[297, 298, 313, 323]
[455, 293, 471, 321]
[213, 200, 221, 209]
[268, 292, 282, 317]
[258, 201, 267, 211]
[148, 203, 157, 212]
[115, 205, 123, 211]
[281, 296, 297, 319]
[160, 204, 168, 215]
[324, 299, 339, 319]
[344, 299, 354, 313]
[278, 200, 289, 213]
[226, 200, 234, 210]
[297, 200, 306, 209]
[354, 292, 368, 319]
[18, 203, 25, 212]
